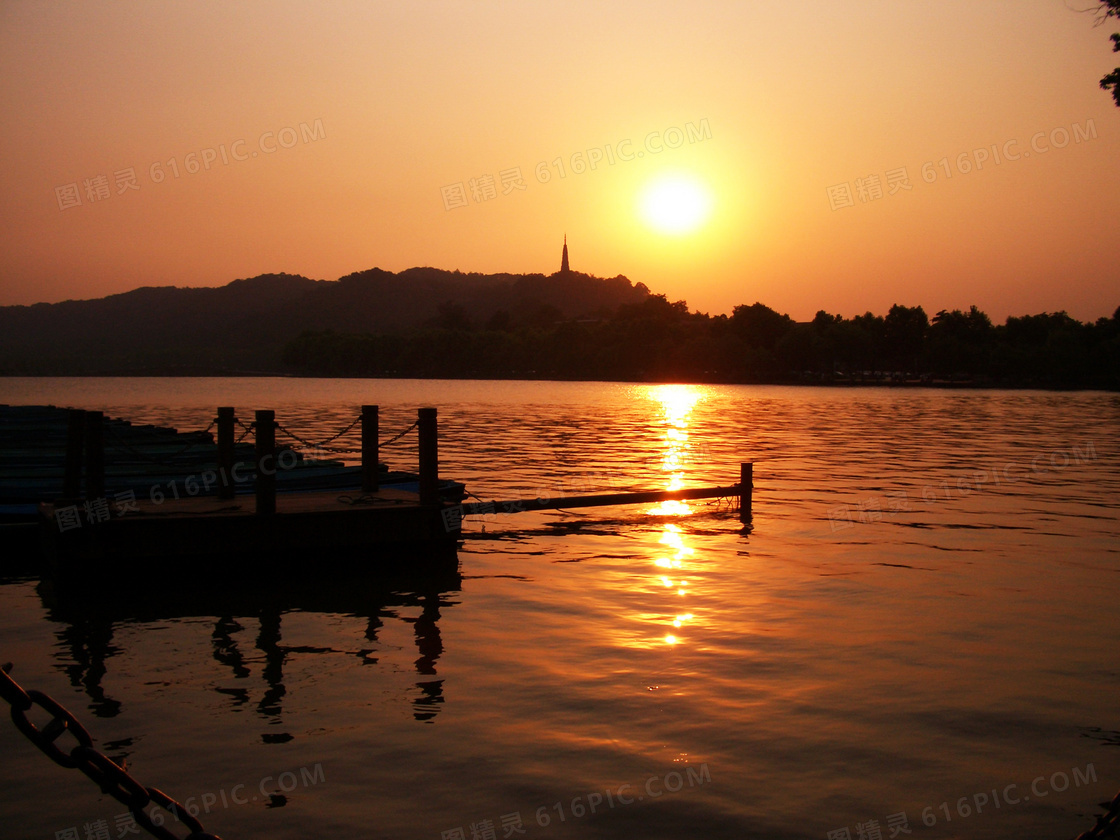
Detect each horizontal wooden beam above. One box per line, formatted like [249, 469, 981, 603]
[459, 483, 742, 516]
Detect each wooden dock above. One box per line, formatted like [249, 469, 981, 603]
[41, 485, 459, 582]
[0, 404, 462, 580]
[0, 404, 462, 505]
[3, 403, 754, 585]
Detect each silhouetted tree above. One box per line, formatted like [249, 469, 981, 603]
[523, 303, 563, 329]
[435, 302, 471, 331]
[730, 302, 793, 349]
[851, 312, 887, 372]
[486, 309, 513, 332]
[884, 304, 929, 372]
[1096, 1, 1120, 106]
[282, 299, 1120, 388]
[928, 306, 993, 377]
[812, 310, 842, 330]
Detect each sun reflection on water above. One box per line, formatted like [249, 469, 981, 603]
[646, 384, 707, 515]
[642, 385, 709, 646]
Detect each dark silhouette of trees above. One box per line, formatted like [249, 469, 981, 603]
[927, 306, 993, 377]
[1097, 1, 1120, 106]
[434, 302, 472, 331]
[727, 302, 794, 379]
[730, 302, 793, 348]
[282, 298, 1119, 389]
[884, 305, 929, 371]
[485, 310, 513, 332]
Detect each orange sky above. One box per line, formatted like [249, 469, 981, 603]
[1, 1, 1117, 322]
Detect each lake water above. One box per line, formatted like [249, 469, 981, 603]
[1, 378, 1117, 840]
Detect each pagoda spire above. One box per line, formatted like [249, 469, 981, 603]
[560, 234, 570, 274]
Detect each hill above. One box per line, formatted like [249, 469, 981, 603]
[0, 268, 650, 375]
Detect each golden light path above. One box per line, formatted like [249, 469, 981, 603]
[643, 385, 707, 646]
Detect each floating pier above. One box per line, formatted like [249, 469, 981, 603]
[0, 404, 460, 506]
[23, 405, 459, 580]
[43, 484, 459, 582]
[2, 403, 754, 583]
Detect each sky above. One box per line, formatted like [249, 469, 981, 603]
[0, 0, 1117, 323]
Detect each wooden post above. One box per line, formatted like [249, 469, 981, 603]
[740, 462, 753, 523]
[85, 411, 105, 500]
[63, 409, 85, 499]
[217, 407, 235, 500]
[418, 407, 439, 506]
[255, 410, 276, 516]
[362, 404, 379, 492]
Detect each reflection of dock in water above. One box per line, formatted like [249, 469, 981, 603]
[37, 559, 461, 753]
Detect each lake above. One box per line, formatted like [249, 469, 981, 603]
[1, 377, 1117, 840]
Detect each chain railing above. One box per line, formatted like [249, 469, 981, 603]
[101, 411, 422, 466]
[275, 415, 363, 453]
[1, 663, 223, 840]
[378, 419, 419, 447]
[271, 414, 420, 455]
[233, 419, 254, 446]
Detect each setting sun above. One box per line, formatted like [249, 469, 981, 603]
[638, 175, 713, 235]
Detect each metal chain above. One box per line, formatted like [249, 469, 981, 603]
[1074, 789, 1120, 839]
[380, 419, 419, 447]
[247, 414, 418, 453]
[275, 415, 362, 450]
[5, 649, 1114, 840]
[1, 663, 223, 840]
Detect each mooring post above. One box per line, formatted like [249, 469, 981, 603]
[63, 408, 86, 499]
[740, 462, 753, 523]
[255, 409, 276, 516]
[362, 404, 379, 492]
[217, 407, 235, 500]
[418, 407, 439, 506]
[84, 411, 105, 500]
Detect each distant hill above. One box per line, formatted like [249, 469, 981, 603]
[0, 268, 650, 375]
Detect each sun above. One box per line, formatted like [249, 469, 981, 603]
[638, 174, 713, 235]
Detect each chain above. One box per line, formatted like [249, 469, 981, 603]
[275, 415, 362, 451]
[245, 414, 418, 454]
[1, 663, 224, 840]
[1074, 789, 1120, 839]
[233, 423, 254, 445]
[380, 419, 419, 447]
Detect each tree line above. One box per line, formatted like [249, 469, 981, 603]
[282, 297, 1120, 389]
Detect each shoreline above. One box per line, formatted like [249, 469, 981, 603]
[0, 371, 1115, 392]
